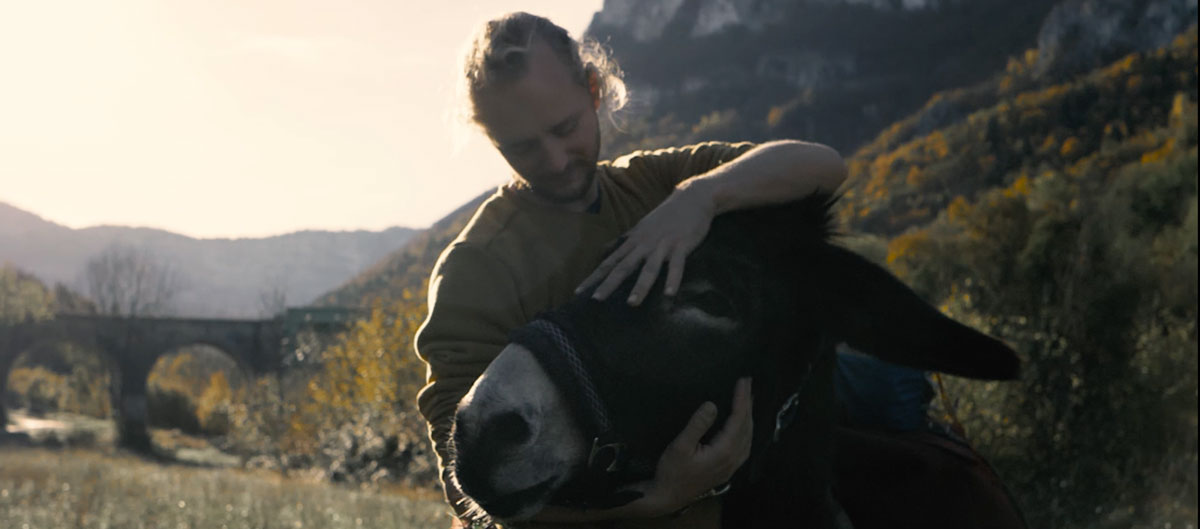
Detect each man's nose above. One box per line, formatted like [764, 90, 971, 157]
[541, 138, 570, 174]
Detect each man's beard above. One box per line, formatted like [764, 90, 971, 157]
[528, 158, 597, 203]
[515, 121, 602, 205]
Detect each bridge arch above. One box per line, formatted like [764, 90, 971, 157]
[1, 314, 286, 450]
[3, 338, 116, 438]
[146, 343, 249, 436]
[2, 309, 359, 451]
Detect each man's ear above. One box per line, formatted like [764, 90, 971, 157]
[587, 66, 601, 110]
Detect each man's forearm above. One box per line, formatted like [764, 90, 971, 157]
[677, 139, 847, 215]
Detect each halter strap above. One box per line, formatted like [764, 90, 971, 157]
[510, 311, 839, 506]
[508, 312, 625, 474]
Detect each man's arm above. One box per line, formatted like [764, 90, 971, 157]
[578, 139, 847, 304]
[422, 241, 749, 528]
[416, 243, 528, 522]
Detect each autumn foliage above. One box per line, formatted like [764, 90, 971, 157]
[855, 27, 1198, 528]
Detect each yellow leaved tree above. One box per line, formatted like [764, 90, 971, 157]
[280, 288, 437, 486]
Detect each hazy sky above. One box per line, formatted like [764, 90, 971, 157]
[0, 1, 604, 238]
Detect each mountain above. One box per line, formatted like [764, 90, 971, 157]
[1035, 0, 1200, 80]
[316, 191, 490, 307]
[840, 27, 1198, 235]
[588, 0, 1059, 157]
[0, 202, 416, 318]
[587, 0, 1196, 160]
[591, 0, 974, 43]
[319, 0, 1197, 309]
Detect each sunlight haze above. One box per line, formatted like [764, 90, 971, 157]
[0, 1, 604, 238]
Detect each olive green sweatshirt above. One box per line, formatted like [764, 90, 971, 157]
[415, 141, 754, 519]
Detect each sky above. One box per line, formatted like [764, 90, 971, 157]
[0, 0, 604, 239]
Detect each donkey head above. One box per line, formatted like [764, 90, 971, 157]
[450, 194, 1019, 522]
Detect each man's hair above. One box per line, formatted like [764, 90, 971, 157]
[459, 12, 627, 125]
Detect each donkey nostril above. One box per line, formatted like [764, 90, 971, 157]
[486, 411, 532, 447]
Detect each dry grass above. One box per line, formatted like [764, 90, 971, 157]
[0, 447, 449, 529]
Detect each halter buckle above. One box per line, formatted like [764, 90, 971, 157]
[588, 435, 627, 473]
[773, 391, 802, 442]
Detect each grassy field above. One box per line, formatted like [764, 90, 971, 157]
[0, 447, 449, 529]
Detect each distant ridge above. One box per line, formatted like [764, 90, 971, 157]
[317, 190, 493, 307]
[0, 201, 70, 236]
[0, 201, 417, 318]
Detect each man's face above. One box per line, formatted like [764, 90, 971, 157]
[472, 40, 601, 208]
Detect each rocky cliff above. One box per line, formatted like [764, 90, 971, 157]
[585, 0, 1196, 157]
[1035, 0, 1198, 79]
[587, 0, 1055, 155]
[590, 0, 965, 43]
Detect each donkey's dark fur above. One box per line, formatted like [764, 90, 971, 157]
[452, 194, 1020, 528]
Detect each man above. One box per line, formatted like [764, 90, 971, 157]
[416, 12, 847, 528]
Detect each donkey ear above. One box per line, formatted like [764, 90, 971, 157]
[812, 243, 1020, 380]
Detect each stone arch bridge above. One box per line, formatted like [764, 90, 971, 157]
[0, 308, 360, 450]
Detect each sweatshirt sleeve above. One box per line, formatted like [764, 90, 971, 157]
[611, 140, 757, 196]
[415, 242, 527, 517]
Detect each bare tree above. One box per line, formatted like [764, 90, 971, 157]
[258, 274, 289, 319]
[83, 243, 183, 317]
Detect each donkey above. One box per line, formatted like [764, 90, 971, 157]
[449, 193, 1022, 528]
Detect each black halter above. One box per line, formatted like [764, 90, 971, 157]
[507, 310, 630, 475]
[507, 308, 827, 506]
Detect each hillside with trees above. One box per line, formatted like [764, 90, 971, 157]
[316, 192, 488, 308]
[841, 27, 1198, 235]
[846, 26, 1198, 527]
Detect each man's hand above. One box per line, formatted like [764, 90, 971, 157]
[623, 377, 754, 518]
[527, 378, 753, 525]
[576, 183, 714, 305]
